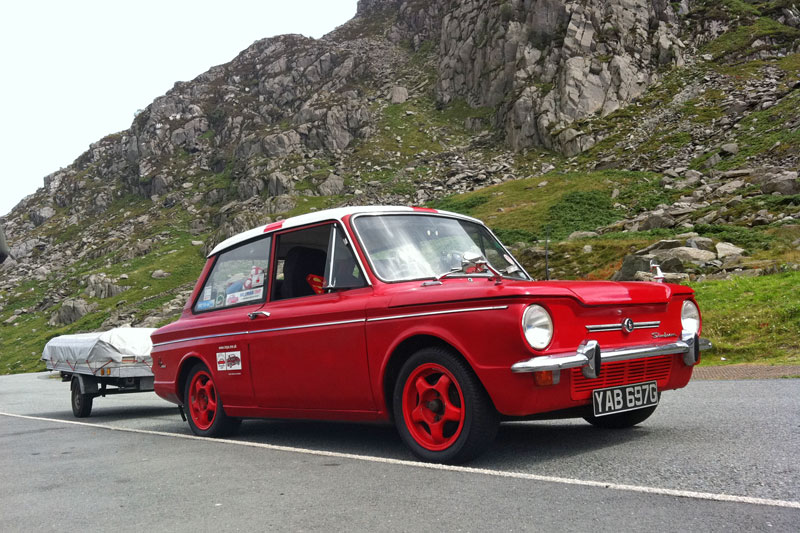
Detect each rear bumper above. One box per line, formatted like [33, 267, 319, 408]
[511, 332, 712, 375]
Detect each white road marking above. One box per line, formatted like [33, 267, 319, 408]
[2, 411, 798, 510]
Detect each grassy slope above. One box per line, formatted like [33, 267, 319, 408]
[693, 271, 800, 365]
[424, 48, 800, 365]
[1, 12, 799, 372]
[0, 217, 207, 374]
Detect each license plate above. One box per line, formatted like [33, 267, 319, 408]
[592, 381, 659, 417]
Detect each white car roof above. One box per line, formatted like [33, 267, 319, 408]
[207, 205, 482, 257]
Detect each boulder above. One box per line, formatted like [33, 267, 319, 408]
[639, 212, 676, 230]
[612, 254, 655, 281]
[151, 270, 170, 279]
[635, 240, 681, 255]
[651, 247, 716, 265]
[0, 224, 9, 264]
[761, 172, 800, 195]
[86, 274, 127, 299]
[715, 242, 745, 260]
[262, 130, 302, 157]
[686, 237, 715, 252]
[704, 153, 722, 168]
[684, 169, 704, 180]
[389, 86, 409, 104]
[567, 231, 598, 240]
[714, 179, 746, 197]
[29, 206, 55, 226]
[49, 299, 96, 326]
[318, 174, 345, 196]
[720, 143, 739, 156]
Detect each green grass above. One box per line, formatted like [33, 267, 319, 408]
[693, 224, 775, 253]
[701, 17, 800, 59]
[284, 195, 342, 218]
[712, 89, 800, 170]
[692, 271, 800, 365]
[429, 170, 672, 240]
[0, 227, 206, 374]
[544, 191, 621, 240]
[433, 194, 491, 213]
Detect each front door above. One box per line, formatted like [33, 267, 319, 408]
[248, 222, 375, 412]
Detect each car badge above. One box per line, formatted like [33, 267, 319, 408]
[622, 318, 635, 333]
[652, 332, 678, 339]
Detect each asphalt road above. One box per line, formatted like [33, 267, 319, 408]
[1, 372, 798, 531]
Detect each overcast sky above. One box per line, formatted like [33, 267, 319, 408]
[0, 0, 358, 217]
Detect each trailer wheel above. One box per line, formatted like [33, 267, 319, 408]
[71, 384, 93, 418]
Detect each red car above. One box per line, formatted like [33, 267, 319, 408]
[151, 206, 710, 463]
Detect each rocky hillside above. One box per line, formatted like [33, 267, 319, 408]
[2, 0, 799, 373]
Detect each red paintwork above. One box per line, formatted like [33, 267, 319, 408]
[151, 211, 701, 424]
[188, 370, 217, 430]
[263, 220, 284, 233]
[402, 363, 465, 451]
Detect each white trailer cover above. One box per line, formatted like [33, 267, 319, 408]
[42, 328, 156, 375]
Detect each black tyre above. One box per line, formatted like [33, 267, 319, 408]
[393, 347, 498, 464]
[583, 405, 658, 429]
[71, 383, 93, 418]
[184, 363, 241, 437]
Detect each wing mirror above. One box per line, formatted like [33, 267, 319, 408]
[462, 252, 503, 284]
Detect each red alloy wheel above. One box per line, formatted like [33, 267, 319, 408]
[401, 363, 466, 451]
[188, 370, 217, 431]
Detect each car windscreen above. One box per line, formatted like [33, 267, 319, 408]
[352, 214, 528, 282]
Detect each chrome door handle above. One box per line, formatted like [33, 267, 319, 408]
[248, 311, 271, 320]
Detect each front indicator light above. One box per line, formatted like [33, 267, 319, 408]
[534, 371, 559, 386]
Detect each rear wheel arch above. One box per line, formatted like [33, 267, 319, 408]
[382, 335, 495, 419]
[176, 354, 206, 405]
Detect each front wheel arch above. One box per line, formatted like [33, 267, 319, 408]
[392, 345, 499, 463]
[382, 335, 495, 421]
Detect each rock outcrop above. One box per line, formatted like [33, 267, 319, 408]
[0, 0, 798, 369]
[433, 0, 684, 155]
[49, 299, 96, 326]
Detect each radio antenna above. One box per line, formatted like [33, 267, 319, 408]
[544, 226, 550, 281]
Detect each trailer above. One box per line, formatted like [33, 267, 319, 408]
[42, 328, 156, 417]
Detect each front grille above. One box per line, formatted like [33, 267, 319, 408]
[570, 355, 673, 401]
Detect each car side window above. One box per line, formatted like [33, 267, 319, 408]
[193, 236, 270, 313]
[272, 223, 366, 301]
[325, 224, 367, 291]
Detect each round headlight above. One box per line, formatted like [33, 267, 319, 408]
[522, 304, 553, 350]
[681, 300, 700, 334]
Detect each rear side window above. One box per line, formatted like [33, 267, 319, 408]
[194, 236, 271, 313]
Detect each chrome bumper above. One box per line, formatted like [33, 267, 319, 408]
[511, 332, 712, 376]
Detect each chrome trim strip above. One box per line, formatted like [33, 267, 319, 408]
[156, 306, 509, 346]
[511, 333, 712, 374]
[153, 331, 247, 347]
[367, 305, 509, 323]
[153, 319, 366, 347]
[250, 318, 366, 334]
[586, 323, 624, 332]
[586, 320, 661, 333]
